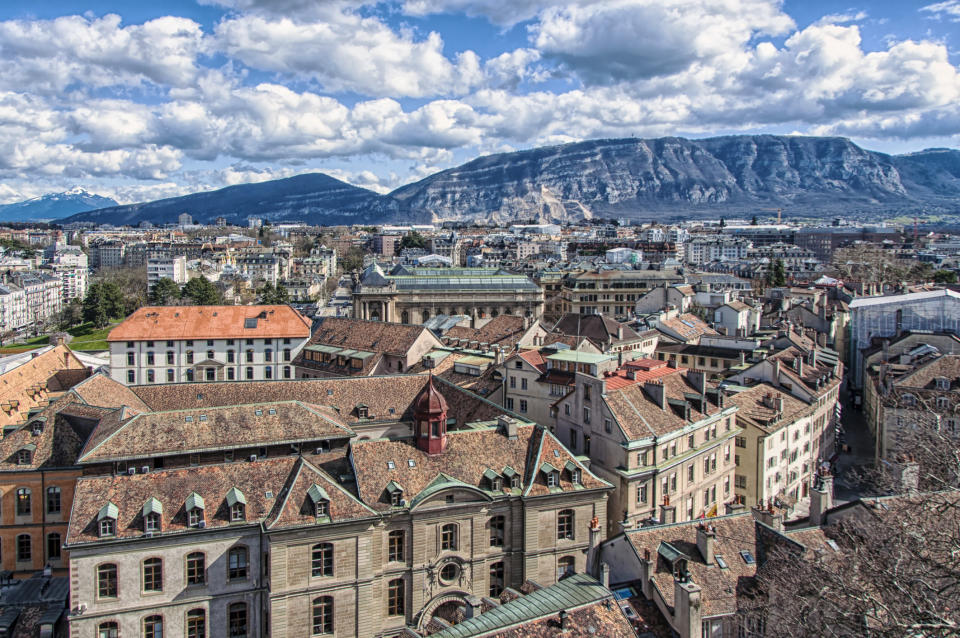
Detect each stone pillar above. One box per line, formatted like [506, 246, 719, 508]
[809, 470, 834, 527]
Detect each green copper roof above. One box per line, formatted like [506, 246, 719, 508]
[409, 473, 481, 508]
[141, 497, 163, 517]
[307, 484, 329, 503]
[431, 573, 612, 638]
[98, 502, 118, 521]
[186, 492, 205, 511]
[226, 487, 247, 507]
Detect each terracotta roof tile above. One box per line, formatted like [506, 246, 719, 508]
[726, 384, 814, 433]
[267, 456, 377, 529]
[300, 316, 438, 356]
[78, 401, 354, 463]
[107, 305, 311, 341]
[67, 457, 297, 545]
[68, 373, 151, 412]
[604, 370, 723, 439]
[0, 345, 90, 428]
[444, 315, 527, 348]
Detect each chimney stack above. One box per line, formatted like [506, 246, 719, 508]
[674, 579, 703, 638]
[498, 415, 518, 440]
[696, 523, 716, 565]
[644, 381, 667, 410]
[809, 466, 834, 527]
[751, 501, 784, 531]
[465, 595, 483, 620]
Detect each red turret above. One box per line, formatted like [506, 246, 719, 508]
[413, 375, 448, 455]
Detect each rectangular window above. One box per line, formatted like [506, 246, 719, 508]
[583, 407, 590, 424]
[519, 399, 527, 413]
[521, 378, 528, 390]
[509, 376, 516, 388]
[637, 484, 647, 503]
[506, 398, 514, 410]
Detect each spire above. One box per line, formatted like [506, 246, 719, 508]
[413, 375, 449, 454]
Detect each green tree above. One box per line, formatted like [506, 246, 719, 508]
[180, 276, 222, 305]
[56, 298, 84, 330]
[751, 215, 758, 225]
[341, 247, 366, 272]
[82, 282, 125, 327]
[719, 217, 726, 228]
[767, 258, 787, 287]
[257, 282, 290, 304]
[932, 269, 958, 284]
[399, 230, 426, 250]
[150, 278, 181, 305]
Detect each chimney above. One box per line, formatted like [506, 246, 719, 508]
[808, 348, 817, 367]
[464, 595, 483, 620]
[644, 381, 667, 410]
[588, 515, 601, 553]
[696, 523, 716, 565]
[617, 324, 624, 341]
[493, 345, 503, 365]
[751, 502, 784, 531]
[773, 394, 784, 415]
[772, 358, 781, 385]
[794, 356, 804, 377]
[674, 579, 703, 638]
[888, 458, 919, 494]
[639, 548, 655, 599]
[809, 466, 834, 527]
[660, 495, 676, 524]
[600, 562, 610, 589]
[687, 370, 707, 396]
[559, 610, 571, 632]
[498, 415, 518, 440]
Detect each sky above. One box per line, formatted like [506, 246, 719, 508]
[1, 0, 959, 205]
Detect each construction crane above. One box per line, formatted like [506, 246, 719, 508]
[762, 208, 784, 224]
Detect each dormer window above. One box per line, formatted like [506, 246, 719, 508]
[186, 492, 205, 527]
[573, 468, 582, 485]
[511, 475, 521, 489]
[142, 498, 163, 533]
[385, 481, 404, 507]
[902, 394, 916, 406]
[16, 446, 34, 465]
[547, 471, 559, 488]
[98, 502, 118, 538]
[936, 377, 951, 391]
[308, 484, 331, 519]
[357, 405, 369, 419]
[226, 488, 246, 522]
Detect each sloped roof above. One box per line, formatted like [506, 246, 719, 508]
[107, 305, 311, 341]
[0, 344, 90, 428]
[303, 316, 437, 356]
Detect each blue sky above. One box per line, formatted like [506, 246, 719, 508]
[0, 0, 958, 204]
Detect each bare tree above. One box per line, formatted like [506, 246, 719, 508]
[740, 413, 960, 637]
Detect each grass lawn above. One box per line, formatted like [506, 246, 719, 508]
[0, 321, 119, 355]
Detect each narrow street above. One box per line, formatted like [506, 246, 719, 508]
[832, 379, 878, 504]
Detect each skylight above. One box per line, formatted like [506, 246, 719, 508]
[715, 555, 728, 569]
[740, 550, 756, 565]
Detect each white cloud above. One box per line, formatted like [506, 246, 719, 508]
[0, 14, 206, 93]
[921, 1, 960, 22]
[214, 9, 485, 98]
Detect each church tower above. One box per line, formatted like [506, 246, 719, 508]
[413, 375, 448, 455]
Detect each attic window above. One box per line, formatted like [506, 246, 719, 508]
[255, 410, 263, 416]
[387, 461, 395, 470]
[739, 550, 756, 565]
[327, 389, 333, 396]
[936, 377, 950, 391]
[388, 408, 396, 415]
[199, 415, 207, 422]
[357, 405, 369, 419]
[16, 448, 32, 465]
[715, 555, 728, 569]
[407, 459, 416, 468]
[185, 416, 193, 423]
[196, 393, 204, 400]
[268, 408, 277, 415]
[244, 318, 258, 329]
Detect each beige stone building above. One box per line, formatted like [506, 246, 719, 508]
[553, 357, 740, 533]
[65, 374, 611, 637]
[352, 264, 544, 324]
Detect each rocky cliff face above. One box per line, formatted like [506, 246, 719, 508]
[392, 135, 929, 223]
[60, 135, 959, 227]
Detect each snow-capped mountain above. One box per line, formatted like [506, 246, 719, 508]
[0, 188, 118, 222]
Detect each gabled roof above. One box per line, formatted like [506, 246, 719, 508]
[302, 316, 439, 357]
[267, 457, 377, 530]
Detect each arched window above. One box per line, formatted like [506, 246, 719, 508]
[557, 555, 575, 580]
[98, 622, 119, 638]
[312, 543, 333, 577]
[186, 552, 205, 586]
[46, 486, 61, 514]
[228, 546, 248, 580]
[16, 488, 31, 516]
[312, 596, 334, 635]
[186, 609, 206, 638]
[142, 557, 163, 592]
[46, 532, 61, 561]
[142, 614, 163, 638]
[16, 534, 30, 562]
[97, 563, 118, 599]
[388, 530, 405, 562]
[387, 578, 405, 616]
[557, 509, 574, 540]
[489, 561, 505, 597]
[489, 515, 505, 547]
[228, 602, 248, 637]
[440, 523, 458, 551]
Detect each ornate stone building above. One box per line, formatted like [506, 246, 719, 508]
[352, 264, 544, 325]
[65, 374, 611, 637]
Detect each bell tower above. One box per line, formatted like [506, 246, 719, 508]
[413, 375, 449, 455]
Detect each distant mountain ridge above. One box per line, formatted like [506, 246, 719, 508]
[59, 135, 960, 226]
[0, 188, 117, 222]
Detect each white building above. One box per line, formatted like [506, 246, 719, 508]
[605, 247, 642, 264]
[0, 284, 28, 334]
[107, 305, 312, 385]
[147, 256, 188, 289]
[684, 237, 751, 265]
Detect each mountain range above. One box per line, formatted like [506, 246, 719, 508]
[46, 135, 960, 227]
[0, 188, 117, 222]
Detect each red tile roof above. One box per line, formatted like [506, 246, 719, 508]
[107, 305, 311, 341]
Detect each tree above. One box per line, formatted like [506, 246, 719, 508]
[340, 247, 366, 273]
[740, 412, 960, 638]
[56, 299, 83, 330]
[257, 282, 290, 305]
[82, 282, 125, 327]
[767, 258, 786, 287]
[95, 266, 148, 316]
[751, 215, 758, 225]
[180, 276, 222, 305]
[718, 217, 726, 228]
[150, 278, 181, 305]
[932, 269, 958, 284]
[399, 231, 426, 251]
